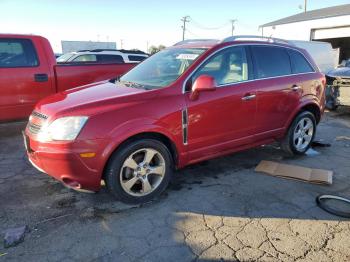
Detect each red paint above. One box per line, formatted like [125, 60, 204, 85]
[25, 40, 325, 192]
[0, 34, 135, 122]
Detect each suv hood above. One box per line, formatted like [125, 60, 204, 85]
[35, 80, 150, 118]
[327, 67, 350, 78]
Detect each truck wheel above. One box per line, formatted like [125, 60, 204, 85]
[281, 111, 316, 155]
[105, 139, 173, 204]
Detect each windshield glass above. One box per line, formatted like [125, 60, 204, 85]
[119, 48, 207, 89]
[56, 53, 75, 62]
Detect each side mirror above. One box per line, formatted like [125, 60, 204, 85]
[190, 75, 216, 101]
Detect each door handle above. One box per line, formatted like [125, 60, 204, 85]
[291, 85, 301, 91]
[242, 94, 256, 101]
[34, 74, 48, 82]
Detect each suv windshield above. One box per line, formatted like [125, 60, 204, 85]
[57, 53, 74, 62]
[119, 48, 206, 89]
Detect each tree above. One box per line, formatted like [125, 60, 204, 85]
[149, 45, 166, 55]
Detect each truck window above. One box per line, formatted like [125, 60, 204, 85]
[288, 50, 315, 74]
[128, 55, 147, 62]
[251, 46, 291, 79]
[0, 39, 38, 68]
[72, 54, 97, 62]
[97, 54, 124, 63]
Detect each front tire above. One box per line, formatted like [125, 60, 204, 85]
[105, 139, 173, 204]
[281, 111, 316, 155]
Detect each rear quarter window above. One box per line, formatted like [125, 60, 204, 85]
[251, 46, 291, 79]
[288, 50, 314, 74]
[128, 55, 147, 62]
[0, 38, 38, 68]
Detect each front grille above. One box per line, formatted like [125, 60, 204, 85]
[28, 111, 48, 135]
[28, 122, 41, 135]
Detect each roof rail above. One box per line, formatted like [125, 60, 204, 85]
[77, 49, 147, 54]
[221, 35, 294, 46]
[174, 39, 219, 46]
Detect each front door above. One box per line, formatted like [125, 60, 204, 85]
[184, 46, 257, 162]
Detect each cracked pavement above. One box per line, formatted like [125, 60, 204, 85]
[1, 109, 350, 262]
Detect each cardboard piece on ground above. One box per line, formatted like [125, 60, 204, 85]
[255, 160, 333, 185]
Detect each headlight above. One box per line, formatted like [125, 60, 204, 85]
[37, 116, 88, 142]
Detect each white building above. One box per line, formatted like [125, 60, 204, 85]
[260, 4, 350, 63]
[61, 41, 117, 53]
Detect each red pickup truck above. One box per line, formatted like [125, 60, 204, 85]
[0, 34, 136, 122]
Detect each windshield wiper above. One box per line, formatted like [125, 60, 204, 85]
[119, 80, 151, 90]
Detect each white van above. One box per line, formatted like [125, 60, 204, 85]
[290, 40, 339, 74]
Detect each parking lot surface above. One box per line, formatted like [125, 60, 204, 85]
[1, 109, 350, 262]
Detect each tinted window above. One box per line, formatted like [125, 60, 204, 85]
[97, 54, 124, 63]
[252, 46, 291, 78]
[128, 55, 147, 62]
[193, 46, 249, 86]
[0, 39, 38, 67]
[72, 54, 97, 62]
[288, 50, 314, 74]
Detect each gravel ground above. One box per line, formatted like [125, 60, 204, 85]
[0, 109, 350, 262]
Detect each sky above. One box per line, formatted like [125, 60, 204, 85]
[1, 0, 349, 53]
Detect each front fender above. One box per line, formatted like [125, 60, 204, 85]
[101, 117, 183, 167]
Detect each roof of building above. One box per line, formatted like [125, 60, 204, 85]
[261, 4, 350, 27]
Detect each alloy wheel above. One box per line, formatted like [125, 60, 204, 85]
[293, 117, 314, 151]
[119, 148, 166, 197]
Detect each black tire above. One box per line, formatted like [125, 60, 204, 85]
[281, 111, 316, 155]
[105, 139, 173, 204]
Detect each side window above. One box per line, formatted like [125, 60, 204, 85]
[0, 39, 38, 67]
[288, 50, 314, 74]
[192, 46, 249, 86]
[128, 55, 147, 62]
[72, 54, 97, 62]
[252, 46, 291, 78]
[97, 54, 124, 63]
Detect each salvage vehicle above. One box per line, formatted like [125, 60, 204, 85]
[56, 49, 149, 64]
[325, 61, 350, 110]
[0, 34, 136, 122]
[24, 36, 326, 204]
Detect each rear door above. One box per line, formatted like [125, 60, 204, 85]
[185, 46, 257, 162]
[0, 38, 52, 121]
[251, 45, 302, 141]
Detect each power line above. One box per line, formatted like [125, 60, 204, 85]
[181, 16, 190, 41]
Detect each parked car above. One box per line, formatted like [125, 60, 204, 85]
[24, 36, 326, 204]
[56, 49, 149, 64]
[0, 34, 137, 122]
[325, 60, 350, 110]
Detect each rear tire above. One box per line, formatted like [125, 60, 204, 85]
[105, 139, 173, 204]
[281, 111, 316, 155]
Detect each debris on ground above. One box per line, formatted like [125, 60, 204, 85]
[255, 160, 333, 185]
[305, 148, 320, 156]
[0, 253, 7, 257]
[3, 226, 28, 248]
[316, 194, 350, 218]
[336, 136, 350, 141]
[311, 140, 331, 147]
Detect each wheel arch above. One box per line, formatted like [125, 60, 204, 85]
[102, 131, 179, 180]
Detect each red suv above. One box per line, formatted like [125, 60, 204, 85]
[24, 36, 326, 203]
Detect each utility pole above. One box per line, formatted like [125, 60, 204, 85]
[120, 39, 124, 49]
[181, 16, 190, 41]
[230, 19, 237, 36]
[304, 0, 307, 13]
